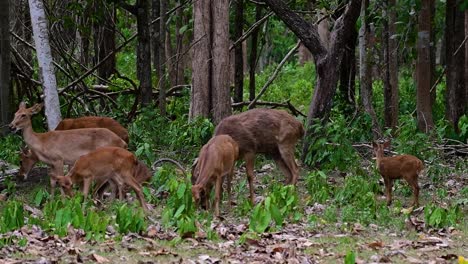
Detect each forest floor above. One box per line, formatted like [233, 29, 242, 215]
[0, 158, 467, 264]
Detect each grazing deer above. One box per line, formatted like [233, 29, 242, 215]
[198, 108, 303, 204]
[18, 116, 128, 180]
[192, 135, 239, 217]
[372, 141, 424, 207]
[9, 102, 127, 196]
[55, 147, 148, 211]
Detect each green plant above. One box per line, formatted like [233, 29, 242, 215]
[1, 201, 25, 233]
[306, 170, 332, 204]
[344, 251, 356, 264]
[115, 203, 146, 234]
[424, 204, 462, 228]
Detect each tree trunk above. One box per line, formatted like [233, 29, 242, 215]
[445, 0, 465, 132]
[233, 0, 244, 103]
[136, 0, 152, 107]
[359, 0, 380, 139]
[94, 1, 116, 80]
[28, 0, 61, 130]
[190, 0, 211, 119]
[338, 28, 357, 112]
[0, 0, 11, 135]
[159, 0, 167, 115]
[211, 0, 231, 124]
[152, 0, 160, 89]
[249, 5, 262, 101]
[382, 0, 399, 129]
[465, 10, 468, 109]
[416, 0, 434, 133]
[175, 0, 185, 85]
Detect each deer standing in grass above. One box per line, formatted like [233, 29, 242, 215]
[372, 141, 424, 207]
[55, 147, 148, 211]
[196, 108, 303, 205]
[192, 135, 239, 217]
[18, 116, 129, 180]
[9, 102, 127, 196]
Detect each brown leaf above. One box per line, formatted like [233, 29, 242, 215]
[367, 241, 384, 250]
[146, 225, 158, 238]
[91, 253, 110, 263]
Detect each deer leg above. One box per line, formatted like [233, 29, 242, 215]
[273, 156, 293, 184]
[81, 178, 92, 208]
[227, 168, 234, 210]
[384, 178, 393, 206]
[244, 153, 256, 205]
[406, 175, 420, 207]
[278, 144, 299, 185]
[125, 176, 148, 212]
[215, 175, 222, 217]
[49, 161, 64, 197]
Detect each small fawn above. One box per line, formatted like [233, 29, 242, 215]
[372, 141, 424, 207]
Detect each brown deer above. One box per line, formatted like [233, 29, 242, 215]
[192, 135, 239, 217]
[9, 102, 127, 196]
[18, 116, 128, 180]
[372, 141, 424, 207]
[199, 108, 303, 205]
[55, 147, 148, 211]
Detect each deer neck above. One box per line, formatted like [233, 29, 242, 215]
[21, 121, 41, 151]
[374, 153, 384, 169]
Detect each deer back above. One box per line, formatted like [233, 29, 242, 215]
[55, 116, 129, 143]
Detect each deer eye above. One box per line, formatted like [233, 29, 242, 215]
[21, 114, 26, 118]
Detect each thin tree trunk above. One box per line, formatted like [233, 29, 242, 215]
[338, 28, 357, 112]
[359, 0, 380, 139]
[159, 0, 167, 115]
[96, 1, 116, 80]
[211, 0, 231, 124]
[190, 0, 211, 119]
[28, 0, 61, 130]
[465, 10, 468, 109]
[430, 0, 436, 106]
[175, 0, 184, 85]
[0, 0, 11, 135]
[416, 0, 434, 133]
[136, 0, 152, 107]
[152, 0, 160, 90]
[233, 0, 244, 103]
[249, 5, 262, 101]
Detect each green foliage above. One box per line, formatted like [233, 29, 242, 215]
[115, 203, 146, 234]
[344, 251, 356, 264]
[0, 201, 24, 233]
[0, 135, 22, 165]
[161, 177, 196, 235]
[249, 185, 299, 233]
[424, 204, 462, 228]
[305, 170, 332, 204]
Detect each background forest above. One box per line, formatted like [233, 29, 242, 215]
[0, 0, 467, 263]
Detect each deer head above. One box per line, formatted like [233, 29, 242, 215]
[55, 176, 74, 196]
[9, 102, 43, 132]
[18, 147, 37, 180]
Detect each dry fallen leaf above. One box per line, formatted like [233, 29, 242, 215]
[367, 240, 384, 250]
[91, 253, 110, 263]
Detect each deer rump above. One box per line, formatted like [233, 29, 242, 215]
[55, 116, 129, 143]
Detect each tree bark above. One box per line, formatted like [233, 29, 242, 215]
[383, 0, 399, 129]
[249, 5, 262, 101]
[211, 0, 231, 124]
[417, 0, 435, 133]
[94, 1, 116, 80]
[359, 0, 380, 139]
[152, 0, 160, 91]
[233, 0, 244, 103]
[338, 28, 357, 112]
[0, 0, 11, 135]
[190, 0, 211, 119]
[136, 0, 152, 107]
[159, 0, 167, 115]
[445, 0, 465, 132]
[28, 0, 61, 130]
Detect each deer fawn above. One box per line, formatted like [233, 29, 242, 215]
[195, 108, 303, 205]
[18, 116, 129, 180]
[9, 102, 127, 196]
[55, 147, 148, 211]
[372, 141, 424, 207]
[192, 135, 239, 217]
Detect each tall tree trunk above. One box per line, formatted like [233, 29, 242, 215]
[430, 0, 436, 106]
[249, 5, 262, 101]
[159, 0, 167, 115]
[383, 0, 399, 129]
[0, 0, 11, 135]
[417, 0, 434, 133]
[136, 0, 152, 107]
[152, 0, 160, 90]
[95, 1, 116, 80]
[28, 0, 61, 130]
[233, 0, 244, 103]
[338, 28, 357, 112]
[190, 0, 211, 119]
[465, 10, 468, 109]
[445, 0, 465, 132]
[212, 0, 231, 124]
[359, 0, 380, 139]
[175, 0, 185, 85]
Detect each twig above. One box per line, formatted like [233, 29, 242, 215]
[230, 12, 273, 51]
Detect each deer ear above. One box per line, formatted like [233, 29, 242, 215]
[383, 140, 391, 148]
[19, 102, 27, 109]
[30, 103, 43, 114]
[372, 141, 378, 149]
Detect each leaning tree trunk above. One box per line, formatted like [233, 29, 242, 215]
[159, 0, 167, 116]
[383, 0, 399, 129]
[359, 0, 381, 139]
[416, 0, 435, 133]
[233, 0, 244, 103]
[28, 0, 61, 130]
[211, 0, 231, 124]
[190, 0, 211, 119]
[0, 0, 11, 135]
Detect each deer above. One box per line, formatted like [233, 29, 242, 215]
[9, 102, 127, 196]
[18, 116, 129, 180]
[194, 108, 304, 205]
[192, 135, 239, 217]
[372, 141, 424, 207]
[55, 147, 148, 211]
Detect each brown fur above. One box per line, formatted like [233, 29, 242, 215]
[206, 108, 303, 204]
[192, 135, 239, 217]
[9, 102, 127, 196]
[19, 116, 128, 180]
[55, 147, 148, 211]
[372, 141, 424, 207]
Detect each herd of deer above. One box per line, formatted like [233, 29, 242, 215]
[8, 102, 424, 217]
